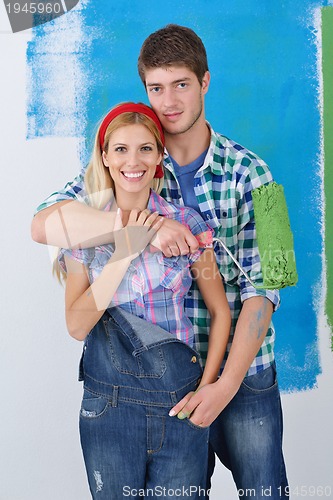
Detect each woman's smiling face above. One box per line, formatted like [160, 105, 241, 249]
[102, 123, 162, 205]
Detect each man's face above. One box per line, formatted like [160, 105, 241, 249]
[145, 66, 210, 136]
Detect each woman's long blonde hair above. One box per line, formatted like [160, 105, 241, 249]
[54, 103, 165, 282]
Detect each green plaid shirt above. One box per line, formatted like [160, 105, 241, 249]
[36, 123, 279, 375]
[160, 124, 280, 375]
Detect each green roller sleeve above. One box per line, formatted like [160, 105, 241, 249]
[252, 182, 298, 289]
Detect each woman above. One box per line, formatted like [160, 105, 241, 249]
[58, 102, 230, 499]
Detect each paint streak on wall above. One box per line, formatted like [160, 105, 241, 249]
[26, 0, 91, 140]
[322, 7, 333, 346]
[26, 0, 328, 392]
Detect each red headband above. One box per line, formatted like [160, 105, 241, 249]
[99, 103, 165, 179]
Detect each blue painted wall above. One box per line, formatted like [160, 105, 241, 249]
[27, 0, 327, 391]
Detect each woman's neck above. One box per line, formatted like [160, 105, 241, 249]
[113, 189, 150, 223]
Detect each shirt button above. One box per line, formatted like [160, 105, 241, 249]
[187, 291, 192, 297]
[191, 356, 197, 363]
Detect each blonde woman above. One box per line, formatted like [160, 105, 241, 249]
[58, 102, 230, 499]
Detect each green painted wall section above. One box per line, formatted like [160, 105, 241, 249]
[322, 7, 333, 346]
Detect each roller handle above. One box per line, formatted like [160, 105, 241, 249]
[213, 236, 262, 289]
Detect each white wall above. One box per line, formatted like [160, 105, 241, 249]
[1, 9, 332, 500]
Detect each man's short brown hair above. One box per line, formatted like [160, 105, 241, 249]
[138, 24, 209, 85]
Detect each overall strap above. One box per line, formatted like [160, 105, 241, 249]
[106, 307, 179, 355]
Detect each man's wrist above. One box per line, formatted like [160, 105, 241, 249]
[217, 370, 243, 400]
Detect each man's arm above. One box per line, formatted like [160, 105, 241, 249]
[31, 199, 200, 254]
[211, 295, 273, 401]
[30, 171, 119, 248]
[169, 296, 273, 427]
[31, 200, 117, 248]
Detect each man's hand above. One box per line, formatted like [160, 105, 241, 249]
[169, 380, 237, 428]
[150, 217, 199, 257]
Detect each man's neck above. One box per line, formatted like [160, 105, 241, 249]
[165, 120, 211, 167]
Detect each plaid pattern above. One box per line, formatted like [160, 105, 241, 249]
[161, 124, 280, 375]
[37, 123, 280, 376]
[58, 191, 213, 347]
[36, 170, 88, 212]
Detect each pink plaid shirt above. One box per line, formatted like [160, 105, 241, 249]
[59, 190, 213, 345]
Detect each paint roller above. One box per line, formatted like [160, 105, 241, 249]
[213, 182, 298, 290]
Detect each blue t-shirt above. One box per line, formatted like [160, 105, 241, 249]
[170, 148, 208, 212]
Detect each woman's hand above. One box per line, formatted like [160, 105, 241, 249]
[112, 208, 163, 261]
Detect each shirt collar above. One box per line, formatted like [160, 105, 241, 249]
[202, 122, 227, 176]
[147, 189, 179, 216]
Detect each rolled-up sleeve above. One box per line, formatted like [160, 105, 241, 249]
[58, 247, 94, 274]
[236, 165, 280, 311]
[34, 170, 86, 214]
[182, 208, 214, 266]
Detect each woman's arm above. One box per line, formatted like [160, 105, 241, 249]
[191, 248, 231, 386]
[64, 210, 161, 341]
[168, 247, 231, 426]
[64, 253, 133, 341]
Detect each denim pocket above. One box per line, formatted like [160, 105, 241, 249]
[80, 390, 109, 419]
[184, 418, 210, 432]
[241, 363, 277, 394]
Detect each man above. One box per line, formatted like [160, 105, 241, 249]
[32, 24, 288, 499]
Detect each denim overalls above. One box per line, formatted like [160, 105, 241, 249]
[79, 307, 209, 499]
